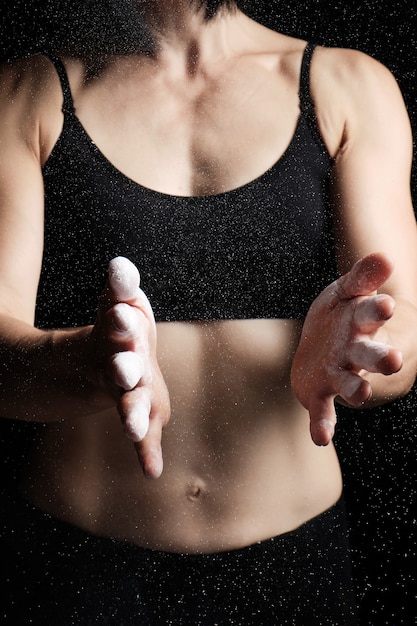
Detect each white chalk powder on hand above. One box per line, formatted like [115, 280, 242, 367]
[123, 400, 151, 442]
[112, 351, 143, 391]
[112, 302, 137, 333]
[108, 257, 140, 301]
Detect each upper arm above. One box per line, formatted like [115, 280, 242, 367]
[0, 59, 53, 324]
[317, 49, 417, 306]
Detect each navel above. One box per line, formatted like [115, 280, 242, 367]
[185, 480, 207, 502]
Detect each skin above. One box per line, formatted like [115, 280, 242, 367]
[1, 4, 417, 553]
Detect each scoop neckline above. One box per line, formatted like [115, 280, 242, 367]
[44, 108, 308, 201]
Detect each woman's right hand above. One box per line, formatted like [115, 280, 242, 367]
[90, 256, 171, 479]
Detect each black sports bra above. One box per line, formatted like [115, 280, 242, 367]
[36, 43, 337, 327]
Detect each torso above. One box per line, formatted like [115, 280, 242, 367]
[28, 318, 342, 553]
[20, 15, 345, 553]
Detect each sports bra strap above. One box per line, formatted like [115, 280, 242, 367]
[43, 45, 321, 140]
[299, 42, 317, 116]
[298, 43, 326, 150]
[44, 54, 76, 115]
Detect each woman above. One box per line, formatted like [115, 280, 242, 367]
[1, 0, 417, 623]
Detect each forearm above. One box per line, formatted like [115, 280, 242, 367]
[0, 314, 111, 422]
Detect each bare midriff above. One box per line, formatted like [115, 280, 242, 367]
[24, 318, 342, 554]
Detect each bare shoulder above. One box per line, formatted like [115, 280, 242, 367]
[311, 46, 405, 125]
[0, 54, 68, 163]
[0, 54, 59, 105]
[0, 54, 59, 127]
[307, 45, 409, 157]
[311, 45, 404, 111]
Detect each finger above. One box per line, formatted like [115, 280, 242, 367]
[111, 284, 156, 327]
[332, 368, 372, 406]
[108, 256, 141, 302]
[309, 396, 338, 446]
[337, 253, 394, 300]
[351, 294, 395, 334]
[133, 408, 165, 479]
[110, 303, 150, 350]
[111, 351, 144, 390]
[106, 258, 155, 328]
[347, 340, 403, 376]
[118, 387, 151, 442]
[112, 302, 138, 334]
[118, 387, 168, 479]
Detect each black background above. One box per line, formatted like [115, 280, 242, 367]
[1, 1, 417, 622]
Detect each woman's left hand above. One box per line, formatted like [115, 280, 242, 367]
[291, 252, 403, 446]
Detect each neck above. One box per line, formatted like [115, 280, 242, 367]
[136, 1, 240, 65]
[138, 1, 207, 32]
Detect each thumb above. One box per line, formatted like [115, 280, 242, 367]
[338, 252, 394, 300]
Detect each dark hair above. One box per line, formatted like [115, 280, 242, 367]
[54, 0, 249, 56]
[55, 1, 157, 57]
[0, 0, 252, 61]
[192, 0, 239, 20]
